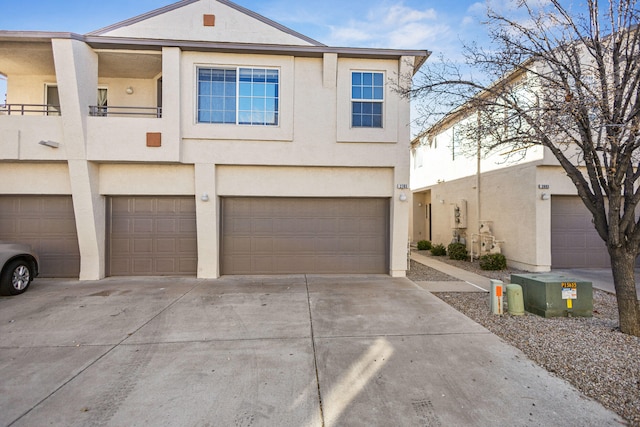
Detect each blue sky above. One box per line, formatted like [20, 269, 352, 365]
[0, 0, 494, 101]
[0, 0, 492, 51]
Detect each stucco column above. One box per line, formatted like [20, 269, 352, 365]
[67, 160, 105, 279]
[389, 56, 414, 277]
[390, 167, 411, 277]
[52, 38, 104, 279]
[161, 47, 182, 160]
[195, 163, 219, 278]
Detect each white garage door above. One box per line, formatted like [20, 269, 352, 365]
[221, 197, 389, 274]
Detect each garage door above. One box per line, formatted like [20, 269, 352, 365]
[221, 197, 389, 274]
[551, 196, 610, 268]
[0, 195, 80, 277]
[108, 197, 197, 276]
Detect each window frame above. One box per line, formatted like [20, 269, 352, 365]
[350, 70, 385, 129]
[196, 66, 280, 127]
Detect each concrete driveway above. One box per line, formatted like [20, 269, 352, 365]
[0, 275, 624, 426]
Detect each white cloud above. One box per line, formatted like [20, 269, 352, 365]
[326, 1, 444, 49]
[467, 2, 487, 14]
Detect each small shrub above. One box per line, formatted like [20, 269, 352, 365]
[430, 243, 447, 256]
[479, 253, 507, 270]
[416, 240, 432, 251]
[448, 242, 468, 260]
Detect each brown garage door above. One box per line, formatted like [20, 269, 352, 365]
[551, 196, 610, 268]
[108, 196, 197, 276]
[221, 197, 389, 274]
[0, 195, 80, 277]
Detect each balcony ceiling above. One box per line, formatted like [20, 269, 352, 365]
[98, 51, 162, 79]
[0, 43, 161, 79]
[0, 42, 56, 76]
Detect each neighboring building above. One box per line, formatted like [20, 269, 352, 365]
[0, 0, 429, 279]
[410, 83, 614, 272]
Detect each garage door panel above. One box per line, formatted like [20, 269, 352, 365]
[133, 239, 153, 253]
[253, 237, 274, 252]
[111, 238, 130, 253]
[221, 198, 388, 274]
[0, 196, 80, 278]
[108, 196, 197, 276]
[253, 218, 274, 234]
[133, 198, 154, 213]
[179, 238, 197, 252]
[133, 219, 154, 233]
[111, 218, 131, 234]
[133, 259, 153, 274]
[565, 233, 586, 247]
[156, 199, 178, 213]
[156, 239, 176, 253]
[180, 219, 197, 233]
[154, 258, 176, 273]
[157, 219, 177, 233]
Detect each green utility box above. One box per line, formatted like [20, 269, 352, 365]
[510, 274, 593, 318]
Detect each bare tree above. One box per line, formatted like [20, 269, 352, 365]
[408, 0, 640, 336]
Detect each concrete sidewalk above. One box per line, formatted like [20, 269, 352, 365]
[412, 250, 640, 297]
[0, 275, 624, 426]
[411, 251, 492, 291]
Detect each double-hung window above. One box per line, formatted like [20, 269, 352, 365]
[198, 67, 279, 126]
[351, 71, 383, 128]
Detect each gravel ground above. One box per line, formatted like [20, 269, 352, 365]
[407, 254, 640, 426]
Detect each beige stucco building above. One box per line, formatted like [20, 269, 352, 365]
[0, 0, 429, 280]
[410, 115, 613, 272]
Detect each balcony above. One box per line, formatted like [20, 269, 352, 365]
[0, 104, 60, 116]
[89, 105, 162, 118]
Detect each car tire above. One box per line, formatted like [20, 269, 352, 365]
[0, 259, 33, 296]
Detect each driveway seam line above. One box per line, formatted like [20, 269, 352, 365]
[312, 331, 493, 339]
[305, 274, 325, 427]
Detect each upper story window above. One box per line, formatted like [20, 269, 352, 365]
[197, 67, 279, 126]
[413, 146, 424, 169]
[351, 71, 383, 128]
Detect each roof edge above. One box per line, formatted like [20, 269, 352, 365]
[82, 35, 429, 59]
[0, 30, 84, 42]
[218, 0, 325, 47]
[0, 31, 429, 63]
[86, 0, 326, 47]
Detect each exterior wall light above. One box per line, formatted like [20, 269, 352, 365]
[39, 140, 59, 148]
[399, 193, 407, 202]
[541, 193, 550, 200]
[201, 193, 210, 202]
[126, 86, 134, 95]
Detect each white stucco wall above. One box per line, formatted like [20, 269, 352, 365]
[412, 160, 586, 271]
[2, 7, 418, 279]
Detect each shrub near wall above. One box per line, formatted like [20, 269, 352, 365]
[431, 244, 446, 256]
[480, 253, 507, 270]
[447, 243, 468, 260]
[417, 240, 432, 251]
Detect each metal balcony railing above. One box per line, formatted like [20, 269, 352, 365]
[0, 104, 61, 115]
[89, 105, 162, 118]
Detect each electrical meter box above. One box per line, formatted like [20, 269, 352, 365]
[510, 274, 593, 318]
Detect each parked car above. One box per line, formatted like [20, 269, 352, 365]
[0, 242, 39, 296]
